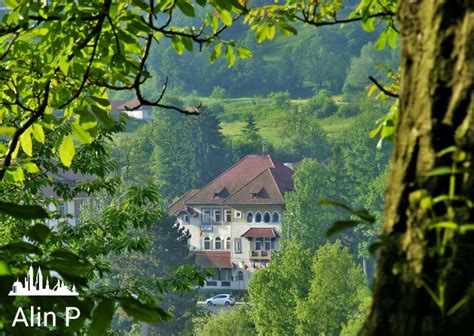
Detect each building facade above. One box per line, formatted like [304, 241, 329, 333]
[42, 171, 94, 227]
[169, 155, 294, 290]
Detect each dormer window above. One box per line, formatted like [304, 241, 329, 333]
[213, 187, 228, 199]
[250, 187, 267, 199]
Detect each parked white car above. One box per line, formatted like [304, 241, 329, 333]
[206, 294, 235, 306]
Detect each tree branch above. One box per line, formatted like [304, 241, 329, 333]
[369, 76, 399, 98]
[0, 81, 51, 181]
[295, 11, 395, 27]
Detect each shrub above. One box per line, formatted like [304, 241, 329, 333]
[302, 89, 337, 118]
[336, 103, 360, 117]
[210, 86, 228, 99]
[268, 91, 290, 107]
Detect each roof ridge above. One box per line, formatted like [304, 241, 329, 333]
[222, 167, 273, 204]
[185, 154, 255, 205]
[267, 154, 277, 168]
[267, 167, 286, 203]
[168, 188, 200, 210]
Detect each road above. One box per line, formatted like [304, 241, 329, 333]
[197, 301, 246, 314]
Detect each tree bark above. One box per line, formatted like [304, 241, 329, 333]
[362, 1, 474, 335]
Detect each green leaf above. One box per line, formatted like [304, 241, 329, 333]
[171, 35, 185, 55]
[326, 220, 360, 237]
[0, 260, 11, 275]
[119, 297, 171, 323]
[320, 198, 352, 211]
[460, 224, 474, 234]
[425, 166, 464, 176]
[90, 299, 116, 336]
[210, 15, 219, 33]
[32, 124, 45, 143]
[176, 0, 195, 17]
[218, 9, 233, 26]
[210, 42, 222, 63]
[90, 95, 111, 108]
[429, 221, 458, 230]
[236, 47, 252, 59]
[59, 134, 75, 167]
[27, 224, 51, 244]
[20, 131, 33, 156]
[0, 241, 41, 255]
[0, 202, 48, 219]
[58, 56, 70, 75]
[277, 21, 297, 36]
[0, 126, 16, 136]
[71, 120, 94, 144]
[225, 45, 236, 67]
[352, 210, 376, 224]
[23, 162, 40, 173]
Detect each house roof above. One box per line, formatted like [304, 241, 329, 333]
[168, 189, 200, 216]
[194, 251, 233, 269]
[241, 228, 279, 238]
[184, 155, 294, 206]
[41, 171, 94, 198]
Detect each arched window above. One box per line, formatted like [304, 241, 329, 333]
[263, 212, 271, 223]
[255, 212, 262, 223]
[246, 212, 253, 223]
[215, 237, 222, 250]
[204, 237, 211, 250]
[226, 237, 231, 250]
[237, 271, 244, 281]
[272, 212, 280, 223]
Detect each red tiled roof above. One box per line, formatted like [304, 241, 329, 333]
[185, 155, 294, 205]
[168, 189, 200, 215]
[194, 251, 233, 268]
[224, 167, 293, 204]
[241, 228, 279, 238]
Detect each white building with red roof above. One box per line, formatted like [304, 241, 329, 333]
[169, 154, 294, 290]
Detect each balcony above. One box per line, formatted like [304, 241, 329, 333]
[201, 225, 213, 232]
[249, 250, 273, 260]
[203, 279, 246, 290]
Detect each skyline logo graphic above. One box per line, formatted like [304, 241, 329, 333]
[8, 265, 78, 297]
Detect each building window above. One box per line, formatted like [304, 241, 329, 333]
[215, 237, 222, 250]
[272, 211, 280, 223]
[204, 237, 211, 250]
[74, 199, 84, 219]
[183, 214, 190, 223]
[225, 210, 232, 223]
[264, 238, 272, 250]
[219, 269, 232, 281]
[226, 237, 231, 250]
[263, 212, 271, 223]
[234, 238, 242, 253]
[235, 210, 242, 219]
[213, 209, 221, 224]
[255, 212, 262, 223]
[58, 202, 67, 218]
[255, 238, 263, 250]
[202, 209, 211, 225]
[246, 212, 253, 223]
[237, 271, 244, 281]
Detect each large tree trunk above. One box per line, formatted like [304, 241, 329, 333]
[362, 1, 473, 335]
